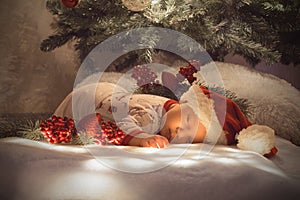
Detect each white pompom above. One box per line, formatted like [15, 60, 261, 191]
[236, 125, 276, 155]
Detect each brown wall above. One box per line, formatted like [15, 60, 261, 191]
[0, 0, 79, 113]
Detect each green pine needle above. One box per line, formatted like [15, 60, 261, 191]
[40, 0, 300, 66]
[17, 120, 45, 142]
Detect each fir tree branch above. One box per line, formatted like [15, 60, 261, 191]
[40, 0, 299, 66]
[40, 33, 74, 52]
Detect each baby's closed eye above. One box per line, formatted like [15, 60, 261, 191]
[175, 127, 184, 134]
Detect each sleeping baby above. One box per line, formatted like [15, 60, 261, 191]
[54, 82, 252, 149]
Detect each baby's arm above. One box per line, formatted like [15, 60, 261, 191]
[115, 96, 169, 148]
[127, 133, 169, 148]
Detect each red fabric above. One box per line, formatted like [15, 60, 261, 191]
[163, 99, 179, 113]
[264, 146, 278, 158]
[199, 86, 252, 145]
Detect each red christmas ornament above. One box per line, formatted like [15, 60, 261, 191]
[40, 115, 78, 144]
[61, 0, 79, 8]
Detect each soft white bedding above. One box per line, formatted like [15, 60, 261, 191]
[0, 136, 299, 200]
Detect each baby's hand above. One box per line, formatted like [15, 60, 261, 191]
[139, 135, 169, 148]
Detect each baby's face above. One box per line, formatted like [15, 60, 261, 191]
[160, 104, 206, 143]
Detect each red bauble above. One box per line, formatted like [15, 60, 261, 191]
[61, 0, 79, 8]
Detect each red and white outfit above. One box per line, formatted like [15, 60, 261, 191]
[54, 82, 253, 146]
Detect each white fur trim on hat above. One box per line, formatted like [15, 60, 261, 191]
[237, 124, 276, 155]
[179, 85, 227, 145]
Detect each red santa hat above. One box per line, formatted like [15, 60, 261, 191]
[180, 85, 278, 158]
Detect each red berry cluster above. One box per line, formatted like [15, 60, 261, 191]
[40, 115, 77, 144]
[94, 121, 126, 145]
[177, 60, 200, 84]
[131, 65, 158, 86]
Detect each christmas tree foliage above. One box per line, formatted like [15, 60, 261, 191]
[41, 0, 299, 66]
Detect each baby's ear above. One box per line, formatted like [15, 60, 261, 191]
[162, 71, 179, 91]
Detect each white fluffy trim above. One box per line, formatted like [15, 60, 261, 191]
[180, 85, 227, 144]
[237, 124, 276, 155]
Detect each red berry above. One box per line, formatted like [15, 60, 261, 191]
[177, 61, 200, 85]
[39, 115, 78, 144]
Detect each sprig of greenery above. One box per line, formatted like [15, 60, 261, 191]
[70, 132, 96, 145]
[17, 120, 45, 141]
[0, 116, 96, 145]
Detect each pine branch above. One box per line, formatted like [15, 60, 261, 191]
[17, 120, 45, 142]
[224, 21, 281, 64]
[40, 33, 74, 52]
[70, 132, 96, 145]
[40, 0, 299, 66]
[0, 113, 51, 138]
